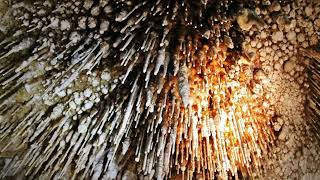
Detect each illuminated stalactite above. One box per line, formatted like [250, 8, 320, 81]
[161, 42, 274, 179]
[0, 0, 319, 179]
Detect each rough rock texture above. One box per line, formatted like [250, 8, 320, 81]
[240, 1, 320, 179]
[0, 0, 319, 179]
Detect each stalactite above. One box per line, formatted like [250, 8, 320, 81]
[4, 0, 318, 179]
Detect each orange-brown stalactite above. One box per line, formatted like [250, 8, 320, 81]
[160, 40, 274, 179]
[1, 0, 319, 179]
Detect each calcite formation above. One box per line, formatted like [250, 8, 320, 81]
[0, 0, 319, 179]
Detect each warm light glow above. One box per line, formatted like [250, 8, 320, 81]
[166, 44, 274, 179]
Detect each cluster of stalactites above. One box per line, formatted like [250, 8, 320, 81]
[152, 39, 274, 179]
[0, 0, 272, 179]
[301, 47, 320, 140]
